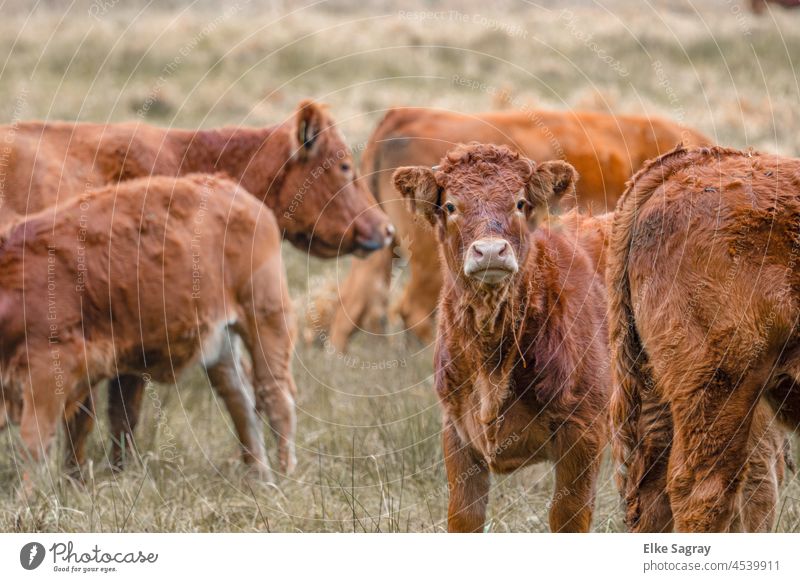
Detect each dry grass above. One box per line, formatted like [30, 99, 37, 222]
[1, 0, 800, 532]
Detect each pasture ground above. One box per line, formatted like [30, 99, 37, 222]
[1, 0, 799, 532]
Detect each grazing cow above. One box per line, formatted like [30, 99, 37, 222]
[0, 174, 295, 480]
[608, 144, 798, 532]
[0, 100, 392, 469]
[394, 143, 610, 532]
[0, 100, 392, 255]
[330, 107, 710, 350]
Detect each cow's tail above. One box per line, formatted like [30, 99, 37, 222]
[607, 144, 694, 498]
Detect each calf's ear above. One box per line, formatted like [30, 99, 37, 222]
[526, 160, 578, 208]
[294, 99, 327, 158]
[393, 166, 441, 225]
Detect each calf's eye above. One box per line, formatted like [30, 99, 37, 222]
[444, 202, 456, 214]
[516, 199, 526, 211]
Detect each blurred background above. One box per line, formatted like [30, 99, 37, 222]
[1, 0, 799, 532]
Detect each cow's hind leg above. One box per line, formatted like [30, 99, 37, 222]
[736, 454, 780, 532]
[329, 244, 393, 352]
[207, 332, 272, 481]
[108, 375, 145, 470]
[240, 260, 298, 475]
[395, 224, 441, 344]
[735, 405, 784, 532]
[667, 370, 761, 532]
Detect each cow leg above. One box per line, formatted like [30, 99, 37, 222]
[207, 333, 272, 481]
[667, 374, 760, 532]
[737, 454, 780, 532]
[396, 228, 441, 344]
[329, 244, 393, 352]
[241, 262, 298, 475]
[247, 317, 297, 475]
[108, 375, 145, 470]
[549, 429, 603, 533]
[443, 421, 489, 532]
[63, 389, 97, 479]
[736, 408, 784, 532]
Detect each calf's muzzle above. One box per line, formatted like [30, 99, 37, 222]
[464, 238, 518, 284]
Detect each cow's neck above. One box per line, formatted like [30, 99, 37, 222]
[447, 256, 537, 436]
[175, 124, 292, 207]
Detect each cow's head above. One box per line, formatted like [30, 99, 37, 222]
[393, 142, 575, 288]
[266, 100, 393, 258]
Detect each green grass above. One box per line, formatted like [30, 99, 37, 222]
[1, 0, 800, 532]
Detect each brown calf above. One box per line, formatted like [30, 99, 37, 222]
[0, 174, 295, 480]
[608, 145, 797, 532]
[394, 143, 610, 532]
[0, 100, 391, 468]
[330, 106, 710, 350]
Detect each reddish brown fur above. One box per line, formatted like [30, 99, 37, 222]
[608, 144, 796, 532]
[394, 144, 609, 532]
[0, 100, 391, 469]
[330, 107, 710, 350]
[618, 388, 789, 532]
[0, 100, 391, 256]
[0, 174, 296, 480]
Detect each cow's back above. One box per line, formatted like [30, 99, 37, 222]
[366, 107, 710, 212]
[626, 147, 800, 375]
[0, 120, 180, 229]
[0, 173, 279, 380]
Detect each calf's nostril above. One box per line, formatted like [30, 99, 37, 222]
[385, 223, 396, 239]
[497, 243, 508, 257]
[472, 246, 485, 258]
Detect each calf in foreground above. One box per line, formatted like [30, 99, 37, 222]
[609, 145, 797, 532]
[394, 143, 609, 532]
[330, 106, 710, 350]
[0, 174, 296, 480]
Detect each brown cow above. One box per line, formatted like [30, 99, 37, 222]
[0, 174, 295, 481]
[0, 100, 392, 469]
[608, 144, 797, 532]
[330, 107, 710, 350]
[0, 100, 392, 255]
[394, 143, 609, 532]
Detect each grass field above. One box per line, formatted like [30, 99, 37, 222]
[1, 0, 800, 532]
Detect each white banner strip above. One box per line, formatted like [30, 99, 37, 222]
[1, 533, 798, 581]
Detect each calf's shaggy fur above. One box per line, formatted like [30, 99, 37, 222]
[609, 145, 796, 532]
[0, 174, 296, 479]
[394, 143, 610, 532]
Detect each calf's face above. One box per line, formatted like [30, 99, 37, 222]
[276, 101, 394, 259]
[393, 143, 576, 287]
